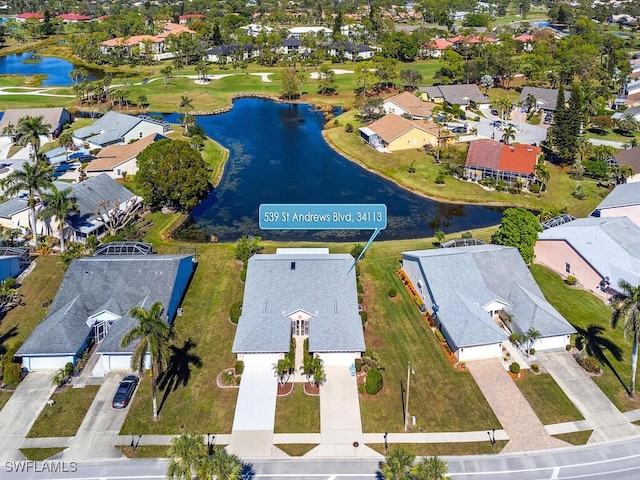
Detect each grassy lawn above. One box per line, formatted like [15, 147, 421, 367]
[358, 238, 501, 433]
[274, 385, 320, 433]
[120, 242, 243, 435]
[18, 448, 66, 461]
[0, 256, 65, 354]
[27, 385, 99, 438]
[117, 445, 170, 458]
[584, 129, 640, 144]
[553, 430, 593, 446]
[515, 372, 583, 425]
[367, 441, 508, 456]
[0, 391, 12, 412]
[324, 113, 607, 218]
[531, 265, 640, 412]
[275, 444, 318, 456]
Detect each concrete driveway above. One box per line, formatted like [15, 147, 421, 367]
[464, 108, 549, 145]
[0, 371, 55, 461]
[61, 372, 132, 460]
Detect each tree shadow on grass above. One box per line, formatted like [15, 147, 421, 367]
[157, 338, 202, 414]
[574, 324, 629, 396]
[0, 326, 18, 357]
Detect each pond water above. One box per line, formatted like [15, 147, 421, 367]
[0, 53, 102, 86]
[165, 99, 504, 242]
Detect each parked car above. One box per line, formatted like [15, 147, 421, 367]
[452, 126, 468, 134]
[543, 115, 552, 124]
[112, 375, 139, 408]
[491, 109, 499, 116]
[491, 120, 503, 128]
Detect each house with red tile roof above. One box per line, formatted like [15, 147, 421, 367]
[419, 38, 453, 58]
[513, 33, 534, 51]
[464, 139, 540, 186]
[359, 114, 438, 152]
[16, 12, 43, 22]
[179, 14, 204, 24]
[57, 13, 92, 23]
[100, 22, 195, 59]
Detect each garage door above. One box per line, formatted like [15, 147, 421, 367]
[319, 352, 357, 367]
[102, 354, 133, 371]
[25, 356, 74, 371]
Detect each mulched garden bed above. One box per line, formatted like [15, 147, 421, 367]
[304, 383, 320, 396]
[277, 382, 294, 396]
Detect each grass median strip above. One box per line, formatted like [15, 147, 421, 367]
[274, 385, 320, 434]
[19, 448, 66, 461]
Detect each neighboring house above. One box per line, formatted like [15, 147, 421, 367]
[56, 13, 92, 22]
[288, 26, 332, 38]
[206, 44, 256, 63]
[15, 12, 43, 22]
[232, 249, 365, 368]
[277, 38, 309, 56]
[0, 198, 32, 232]
[402, 245, 575, 362]
[61, 174, 141, 243]
[178, 13, 203, 24]
[340, 23, 368, 40]
[0, 107, 72, 141]
[17, 250, 195, 372]
[359, 114, 438, 152]
[240, 24, 273, 36]
[449, 35, 499, 47]
[591, 183, 640, 227]
[326, 42, 375, 61]
[535, 216, 640, 298]
[419, 38, 453, 58]
[519, 87, 570, 112]
[418, 84, 490, 107]
[464, 139, 541, 186]
[612, 147, 640, 182]
[100, 22, 195, 59]
[612, 105, 640, 123]
[72, 111, 170, 149]
[0, 247, 30, 282]
[615, 78, 640, 109]
[383, 92, 435, 119]
[86, 133, 162, 179]
[513, 33, 534, 51]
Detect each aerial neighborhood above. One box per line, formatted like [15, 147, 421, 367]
[2, 0, 640, 478]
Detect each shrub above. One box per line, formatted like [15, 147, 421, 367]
[365, 367, 383, 395]
[355, 358, 362, 372]
[435, 173, 446, 185]
[529, 183, 541, 193]
[576, 355, 600, 373]
[229, 301, 242, 324]
[388, 288, 397, 298]
[509, 362, 521, 374]
[414, 295, 422, 306]
[566, 344, 572, 351]
[358, 293, 364, 304]
[3, 347, 22, 388]
[360, 312, 368, 325]
[566, 275, 578, 286]
[235, 360, 244, 375]
[509, 333, 519, 343]
[529, 348, 536, 355]
[434, 329, 444, 343]
[357, 278, 364, 294]
[240, 269, 247, 282]
[345, 123, 354, 133]
[531, 363, 539, 372]
[221, 370, 234, 385]
[461, 231, 472, 239]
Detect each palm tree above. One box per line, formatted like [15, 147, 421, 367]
[411, 456, 450, 479]
[501, 125, 516, 145]
[205, 446, 243, 480]
[1, 122, 16, 142]
[525, 327, 542, 353]
[575, 324, 623, 364]
[16, 115, 51, 160]
[137, 94, 148, 108]
[611, 280, 640, 398]
[534, 161, 550, 193]
[6, 161, 53, 246]
[167, 432, 205, 479]
[179, 94, 194, 115]
[57, 130, 74, 163]
[37, 185, 78, 253]
[121, 301, 171, 420]
[379, 446, 415, 479]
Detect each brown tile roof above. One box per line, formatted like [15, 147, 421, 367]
[366, 114, 437, 143]
[384, 92, 436, 117]
[87, 134, 157, 172]
[614, 147, 640, 172]
[466, 139, 540, 175]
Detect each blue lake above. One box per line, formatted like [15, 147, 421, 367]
[0, 53, 102, 86]
[167, 99, 504, 242]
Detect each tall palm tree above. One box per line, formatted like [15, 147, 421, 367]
[534, 161, 550, 193]
[380, 446, 415, 479]
[16, 115, 51, 160]
[37, 185, 78, 253]
[1, 122, 16, 142]
[167, 432, 205, 479]
[501, 125, 516, 145]
[204, 446, 243, 480]
[121, 301, 171, 420]
[6, 161, 53, 246]
[575, 324, 623, 364]
[525, 327, 542, 353]
[611, 280, 640, 398]
[411, 456, 449, 479]
[57, 130, 74, 163]
[179, 94, 194, 115]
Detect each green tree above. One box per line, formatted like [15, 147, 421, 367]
[280, 67, 303, 101]
[491, 208, 542, 264]
[317, 64, 337, 95]
[501, 125, 516, 145]
[411, 456, 450, 479]
[399, 69, 423, 90]
[6, 161, 53, 246]
[37, 185, 78, 253]
[575, 324, 623, 366]
[121, 301, 171, 420]
[382, 31, 418, 62]
[57, 130, 74, 163]
[198, 446, 243, 480]
[548, 84, 581, 165]
[611, 281, 640, 398]
[235, 235, 263, 263]
[616, 113, 640, 137]
[135, 139, 210, 211]
[380, 445, 415, 479]
[16, 115, 51, 160]
[160, 66, 173, 85]
[534, 161, 550, 192]
[178, 93, 193, 116]
[167, 432, 205, 479]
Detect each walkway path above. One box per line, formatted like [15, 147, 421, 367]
[0, 372, 55, 461]
[538, 351, 639, 443]
[468, 359, 568, 452]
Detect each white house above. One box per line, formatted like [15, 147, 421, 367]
[288, 26, 332, 39]
[86, 133, 162, 179]
[591, 183, 640, 227]
[402, 245, 575, 362]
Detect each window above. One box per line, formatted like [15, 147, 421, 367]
[565, 262, 570, 274]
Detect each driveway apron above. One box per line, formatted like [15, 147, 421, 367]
[0, 372, 55, 461]
[468, 359, 568, 452]
[538, 351, 639, 443]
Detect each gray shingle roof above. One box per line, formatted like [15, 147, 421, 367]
[418, 84, 489, 105]
[402, 245, 575, 350]
[593, 182, 640, 210]
[519, 87, 570, 111]
[73, 112, 143, 146]
[232, 253, 365, 354]
[0, 198, 29, 219]
[17, 254, 194, 357]
[538, 216, 640, 290]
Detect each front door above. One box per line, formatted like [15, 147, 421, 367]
[94, 321, 110, 343]
[291, 319, 308, 336]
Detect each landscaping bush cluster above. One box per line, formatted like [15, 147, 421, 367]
[365, 367, 383, 395]
[576, 355, 600, 374]
[565, 275, 578, 286]
[509, 362, 521, 374]
[388, 288, 397, 298]
[2, 346, 22, 387]
[235, 360, 244, 376]
[229, 301, 242, 324]
[434, 329, 445, 343]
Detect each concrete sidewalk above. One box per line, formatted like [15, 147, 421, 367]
[468, 359, 568, 452]
[538, 351, 639, 443]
